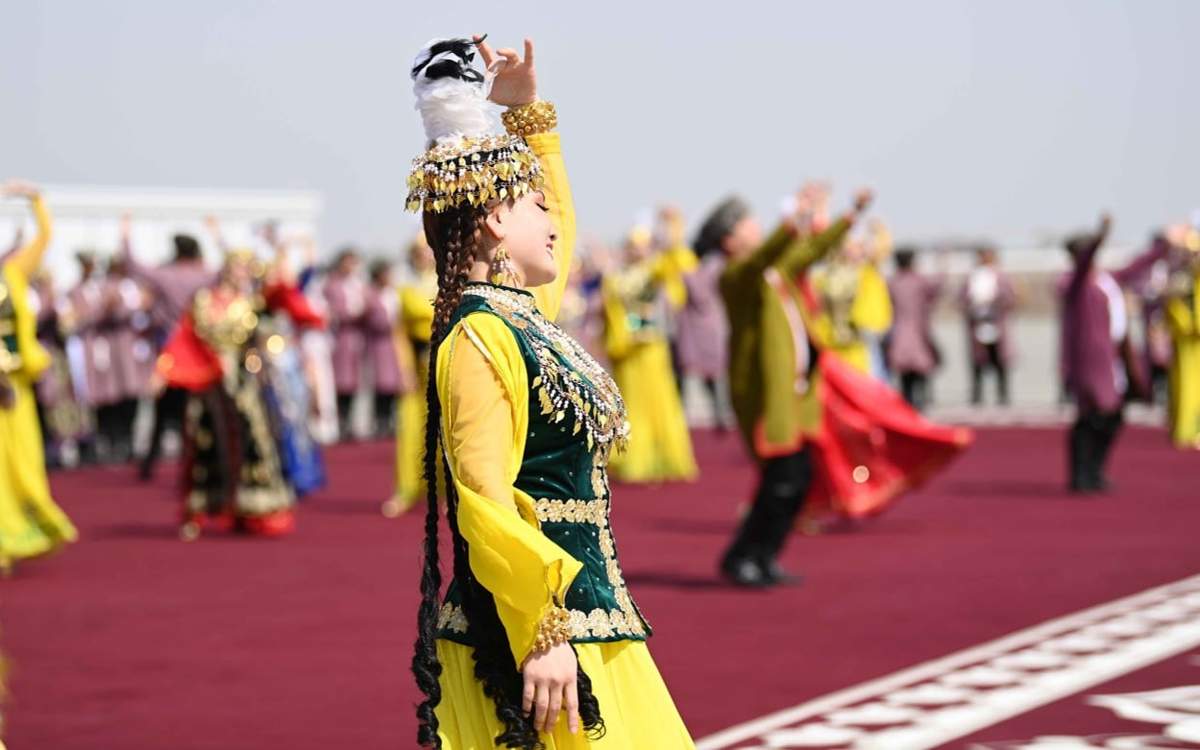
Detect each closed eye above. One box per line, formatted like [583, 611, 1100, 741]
[537, 203, 549, 213]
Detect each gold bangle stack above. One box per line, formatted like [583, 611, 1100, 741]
[502, 100, 558, 137]
[532, 606, 573, 653]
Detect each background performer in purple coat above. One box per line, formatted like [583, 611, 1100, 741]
[362, 259, 402, 439]
[323, 247, 365, 440]
[1058, 214, 1166, 493]
[97, 258, 155, 462]
[120, 218, 215, 479]
[680, 225, 733, 430]
[66, 251, 123, 461]
[887, 247, 945, 410]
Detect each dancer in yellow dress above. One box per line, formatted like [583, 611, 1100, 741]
[808, 218, 893, 376]
[601, 220, 698, 483]
[0, 180, 78, 570]
[406, 36, 693, 748]
[385, 233, 438, 516]
[1165, 224, 1200, 449]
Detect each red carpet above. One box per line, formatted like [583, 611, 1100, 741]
[3, 427, 1199, 748]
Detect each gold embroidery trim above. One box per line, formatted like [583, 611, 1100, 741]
[461, 285, 630, 457]
[532, 497, 608, 525]
[437, 602, 469, 634]
[436, 498, 647, 641]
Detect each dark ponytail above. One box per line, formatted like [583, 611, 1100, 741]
[413, 205, 604, 749]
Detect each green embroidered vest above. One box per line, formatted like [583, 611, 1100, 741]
[436, 283, 651, 646]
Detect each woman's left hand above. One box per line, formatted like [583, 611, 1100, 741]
[475, 35, 537, 107]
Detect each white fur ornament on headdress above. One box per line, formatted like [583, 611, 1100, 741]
[410, 37, 497, 146]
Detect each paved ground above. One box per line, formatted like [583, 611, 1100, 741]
[3, 426, 1198, 749]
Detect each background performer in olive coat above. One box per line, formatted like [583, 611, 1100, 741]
[703, 185, 871, 587]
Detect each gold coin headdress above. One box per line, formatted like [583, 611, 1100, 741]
[405, 37, 543, 214]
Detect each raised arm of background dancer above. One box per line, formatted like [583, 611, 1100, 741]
[779, 189, 873, 276]
[1068, 213, 1112, 287]
[117, 213, 166, 293]
[778, 215, 852, 276]
[1113, 234, 1170, 289]
[730, 226, 797, 286]
[7, 184, 53, 279]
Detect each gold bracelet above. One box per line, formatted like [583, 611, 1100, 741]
[531, 605, 572, 653]
[502, 100, 558, 137]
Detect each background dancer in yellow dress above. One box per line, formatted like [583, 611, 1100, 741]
[601, 218, 698, 484]
[808, 211, 893, 377]
[407, 35, 693, 748]
[0, 180, 78, 571]
[385, 233, 437, 517]
[1165, 222, 1200, 449]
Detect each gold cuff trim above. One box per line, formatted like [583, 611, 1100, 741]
[501, 100, 558, 137]
[532, 606, 572, 653]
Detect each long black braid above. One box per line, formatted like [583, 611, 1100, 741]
[412, 204, 604, 748]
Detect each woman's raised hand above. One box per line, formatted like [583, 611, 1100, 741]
[475, 35, 538, 107]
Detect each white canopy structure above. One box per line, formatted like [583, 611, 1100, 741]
[0, 185, 323, 288]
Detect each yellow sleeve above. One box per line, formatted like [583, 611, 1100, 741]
[526, 132, 575, 323]
[436, 312, 583, 665]
[10, 195, 52, 280]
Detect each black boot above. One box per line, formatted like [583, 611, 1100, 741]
[1091, 410, 1123, 492]
[754, 450, 811, 585]
[1067, 416, 1093, 493]
[720, 451, 809, 588]
[719, 557, 771, 588]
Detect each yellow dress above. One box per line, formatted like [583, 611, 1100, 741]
[810, 261, 893, 374]
[0, 197, 78, 569]
[432, 131, 693, 749]
[601, 249, 698, 483]
[392, 270, 437, 512]
[1166, 271, 1200, 449]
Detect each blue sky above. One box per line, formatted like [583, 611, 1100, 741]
[4, 0, 1197, 252]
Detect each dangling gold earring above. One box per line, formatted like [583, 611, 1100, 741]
[489, 245, 520, 286]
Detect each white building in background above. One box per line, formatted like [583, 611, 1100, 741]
[0, 185, 322, 288]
